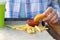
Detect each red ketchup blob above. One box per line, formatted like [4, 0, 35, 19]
[27, 20, 40, 27]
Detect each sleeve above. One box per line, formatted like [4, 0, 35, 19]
[52, 0, 60, 18]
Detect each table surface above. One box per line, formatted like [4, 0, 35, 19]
[0, 21, 55, 40]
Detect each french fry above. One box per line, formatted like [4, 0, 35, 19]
[39, 26, 48, 31]
[6, 24, 48, 34]
[35, 26, 41, 32]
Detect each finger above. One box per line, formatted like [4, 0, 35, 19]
[50, 14, 58, 22]
[49, 9, 58, 21]
[53, 9, 57, 15]
[43, 9, 57, 22]
[52, 18, 58, 23]
[43, 7, 53, 16]
[43, 13, 53, 21]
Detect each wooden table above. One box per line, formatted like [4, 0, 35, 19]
[47, 20, 60, 40]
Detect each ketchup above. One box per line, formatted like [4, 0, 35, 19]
[27, 20, 40, 27]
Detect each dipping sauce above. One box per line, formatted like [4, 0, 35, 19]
[27, 20, 40, 27]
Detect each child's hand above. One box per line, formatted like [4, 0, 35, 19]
[43, 7, 58, 23]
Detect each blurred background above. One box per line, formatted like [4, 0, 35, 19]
[5, 0, 60, 19]
[58, 0, 60, 6]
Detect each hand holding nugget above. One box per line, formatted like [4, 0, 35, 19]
[43, 7, 58, 23]
[27, 7, 58, 26]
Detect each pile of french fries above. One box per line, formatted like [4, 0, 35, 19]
[6, 24, 48, 34]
